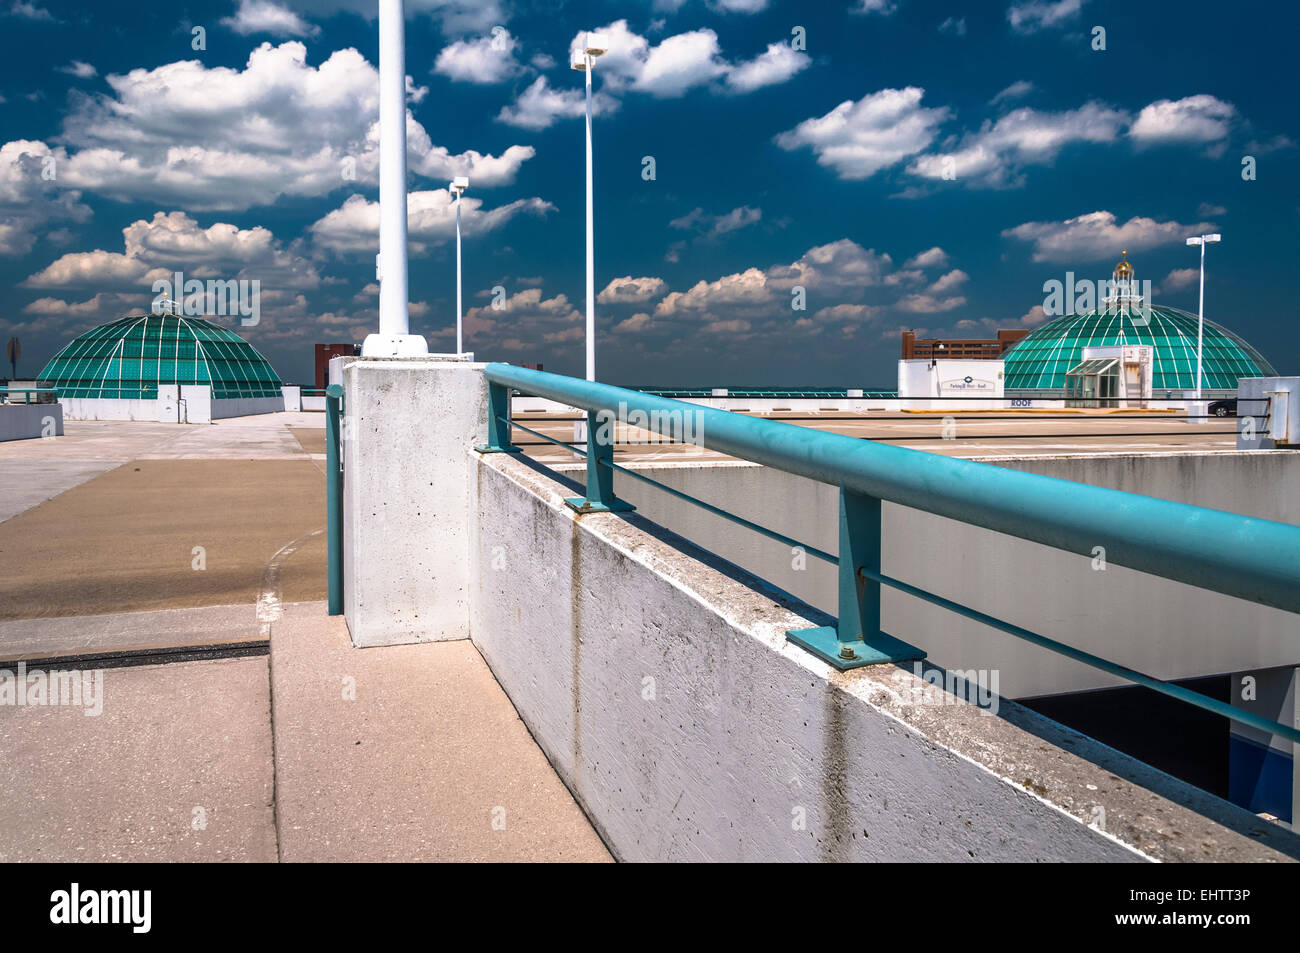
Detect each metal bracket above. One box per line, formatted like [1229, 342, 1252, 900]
[565, 409, 634, 514]
[475, 380, 521, 454]
[786, 488, 924, 670]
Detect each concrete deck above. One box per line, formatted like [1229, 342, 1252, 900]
[0, 603, 265, 666]
[0, 458, 328, 621]
[0, 653, 278, 862]
[0, 600, 611, 862]
[271, 602, 611, 862]
[0, 413, 609, 862]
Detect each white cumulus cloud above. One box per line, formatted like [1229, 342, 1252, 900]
[776, 87, 949, 180]
[1002, 209, 1216, 262]
[434, 30, 523, 83]
[21, 42, 535, 211]
[1129, 95, 1236, 150]
[309, 189, 553, 256]
[221, 0, 320, 37]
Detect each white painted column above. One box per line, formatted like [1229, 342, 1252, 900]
[363, 0, 428, 357]
[342, 358, 487, 645]
[456, 191, 463, 355]
[584, 53, 596, 381]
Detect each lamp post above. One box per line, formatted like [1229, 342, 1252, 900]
[1185, 233, 1221, 399]
[362, 0, 428, 357]
[449, 176, 469, 356]
[572, 32, 607, 382]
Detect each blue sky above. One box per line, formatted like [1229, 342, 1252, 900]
[1, 0, 1296, 386]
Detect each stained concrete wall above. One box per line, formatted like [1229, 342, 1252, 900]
[342, 357, 487, 646]
[61, 397, 158, 421]
[0, 403, 62, 442]
[550, 450, 1300, 699]
[209, 396, 284, 420]
[60, 394, 282, 422]
[469, 450, 1300, 862]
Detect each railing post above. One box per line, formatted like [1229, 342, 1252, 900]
[565, 409, 634, 514]
[326, 383, 344, 616]
[475, 380, 520, 453]
[786, 488, 924, 670]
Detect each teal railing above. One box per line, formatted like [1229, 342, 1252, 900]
[477, 363, 1300, 746]
[325, 384, 344, 616]
[0, 387, 58, 404]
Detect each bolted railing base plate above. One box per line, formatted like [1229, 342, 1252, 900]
[564, 497, 635, 515]
[474, 444, 521, 454]
[786, 625, 925, 671]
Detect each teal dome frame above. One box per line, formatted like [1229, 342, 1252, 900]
[1003, 305, 1276, 392]
[38, 314, 283, 400]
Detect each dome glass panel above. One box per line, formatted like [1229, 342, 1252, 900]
[37, 314, 283, 400]
[1003, 305, 1275, 392]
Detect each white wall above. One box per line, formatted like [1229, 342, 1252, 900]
[0, 403, 62, 441]
[469, 449, 1300, 862]
[341, 357, 487, 646]
[181, 385, 212, 423]
[62, 397, 160, 421]
[61, 392, 281, 422]
[210, 396, 284, 420]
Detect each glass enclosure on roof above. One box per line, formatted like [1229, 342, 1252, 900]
[1065, 358, 1119, 407]
[1003, 305, 1275, 392]
[37, 314, 282, 399]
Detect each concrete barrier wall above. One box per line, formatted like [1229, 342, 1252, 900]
[61, 395, 283, 422]
[552, 451, 1300, 699]
[469, 450, 1300, 862]
[209, 396, 284, 420]
[0, 403, 62, 442]
[342, 357, 487, 646]
[61, 397, 158, 421]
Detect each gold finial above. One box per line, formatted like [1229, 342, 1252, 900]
[1113, 249, 1133, 282]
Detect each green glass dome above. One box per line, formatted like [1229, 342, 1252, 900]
[1003, 305, 1276, 392]
[38, 314, 282, 400]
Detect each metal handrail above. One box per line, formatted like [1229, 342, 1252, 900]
[485, 363, 1300, 614]
[0, 386, 59, 404]
[325, 384, 344, 616]
[479, 363, 1300, 746]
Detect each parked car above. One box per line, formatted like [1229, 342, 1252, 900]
[1208, 398, 1237, 417]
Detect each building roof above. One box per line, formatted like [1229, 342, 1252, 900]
[38, 314, 282, 400]
[1003, 305, 1276, 391]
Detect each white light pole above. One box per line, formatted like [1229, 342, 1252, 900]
[572, 32, 606, 381]
[363, 0, 428, 357]
[449, 176, 469, 355]
[1185, 233, 1221, 399]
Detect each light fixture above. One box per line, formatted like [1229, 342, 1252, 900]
[1185, 233, 1222, 400]
[449, 177, 470, 356]
[572, 32, 607, 382]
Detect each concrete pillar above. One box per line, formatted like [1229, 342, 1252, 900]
[341, 357, 487, 646]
